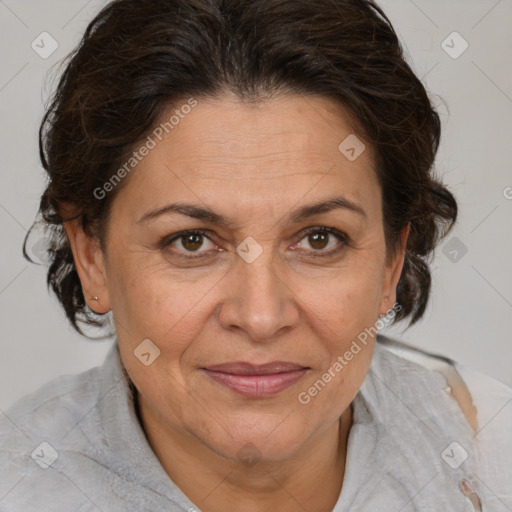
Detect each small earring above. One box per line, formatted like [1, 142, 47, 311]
[89, 296, 99, 301]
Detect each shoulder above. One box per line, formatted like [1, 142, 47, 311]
[370, 335, 512, 508]
[0, 345, 118, 507]
[2, 358, 106, 442]
[0, 342, 126, 447]
[375, 335, 512, 434]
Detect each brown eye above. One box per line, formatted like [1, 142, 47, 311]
[181, 233, 204, 251]
[308, 232, 329, 250]
[295, 227, 348, 256]
[163, 230, 216, 256]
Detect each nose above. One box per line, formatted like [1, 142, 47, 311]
[217, 250, 300, 342]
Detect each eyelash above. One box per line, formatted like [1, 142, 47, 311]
[160, 227, 349, 260]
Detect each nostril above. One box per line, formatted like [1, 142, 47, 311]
[459, 479, 483, 512]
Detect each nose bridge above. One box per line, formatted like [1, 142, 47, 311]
[240, 250, 280, 304]
[219, 244, 298, 341]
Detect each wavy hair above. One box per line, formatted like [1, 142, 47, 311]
[24, 0, 457, 336]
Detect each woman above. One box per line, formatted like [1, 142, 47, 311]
[1, 0, 510, 510]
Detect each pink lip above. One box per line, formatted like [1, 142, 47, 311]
[201, 362, 309, 398]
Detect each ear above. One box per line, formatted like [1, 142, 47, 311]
[63, 218, 111, 314]
[378, 223, 410, 316]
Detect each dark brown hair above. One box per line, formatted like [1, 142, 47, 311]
[24, 0, 457, 336]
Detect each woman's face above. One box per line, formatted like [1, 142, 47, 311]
[80, 92, 406, 462]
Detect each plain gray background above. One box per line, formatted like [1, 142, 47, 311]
[1, 0, 511, 411]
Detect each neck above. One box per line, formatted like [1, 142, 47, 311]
[136, 392, 352, 512]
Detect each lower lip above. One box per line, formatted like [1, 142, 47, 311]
[201, 369, 308, 398]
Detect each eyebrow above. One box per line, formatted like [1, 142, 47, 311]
[137, 196, 367, 226]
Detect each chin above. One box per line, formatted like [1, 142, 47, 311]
[196, 418, 310, 464]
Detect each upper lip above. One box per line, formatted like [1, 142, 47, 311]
[202, 362, 308, 375]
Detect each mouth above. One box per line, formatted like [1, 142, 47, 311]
[201, 362, 310, 398]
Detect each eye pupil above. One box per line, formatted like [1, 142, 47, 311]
[309, 232, 328, 250]
[182, 233, 203, 251]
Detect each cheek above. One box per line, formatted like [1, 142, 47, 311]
[296, 257, 383, 397]
[296, 342, 374, 416]
[108, 252, 221, 343]
[305, 258, 385, 338]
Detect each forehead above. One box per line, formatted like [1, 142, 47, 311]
[157, 93, 370, 168]
[112, 92, 380, 224]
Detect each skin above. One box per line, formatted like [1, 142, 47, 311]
[64, 91, 408, 512]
